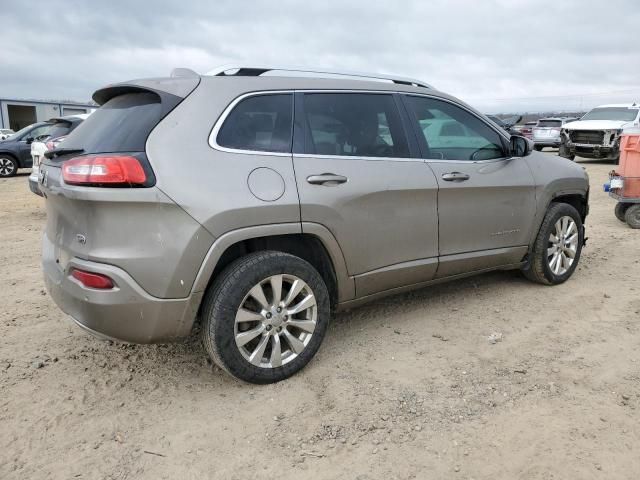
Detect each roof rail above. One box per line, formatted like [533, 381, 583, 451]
[205, 65, 432, 89]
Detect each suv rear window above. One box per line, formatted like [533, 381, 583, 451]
[217, 94, 293, 153]
[62, 92, 163, 154]
[537, 120, 562, 127]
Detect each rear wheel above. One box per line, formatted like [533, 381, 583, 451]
[201, 251, 330, 384]
[534, 145, 543, 151]
[0, 156, 18, 177]
[625, 204, 640, 229]
[523, 203, 583, 285]
[614, 203, 630, 222]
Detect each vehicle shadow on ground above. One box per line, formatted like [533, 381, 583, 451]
[73, 268, 530, 387]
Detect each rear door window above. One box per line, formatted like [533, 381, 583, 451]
[216, 94, 293, 153]
[302, 93, 409, 158]
[62, 92, 164, 154]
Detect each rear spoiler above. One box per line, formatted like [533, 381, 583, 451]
[93, 76, 200, 105]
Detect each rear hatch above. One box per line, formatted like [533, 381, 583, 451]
[533, 119, 562, 139]
[39, 77, 202, 297]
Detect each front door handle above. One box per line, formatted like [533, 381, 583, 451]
[306, 173, 348, 185]
[442, 172, 470, 182]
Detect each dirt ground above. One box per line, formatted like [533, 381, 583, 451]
[1, 155, 639, 480]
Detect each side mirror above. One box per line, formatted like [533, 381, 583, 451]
[510, 135, 533, 157]
[25, 137, 34, 144]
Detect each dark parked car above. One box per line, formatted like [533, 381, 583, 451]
[0, 122, 50, 177]
[0, 116, 86, 178]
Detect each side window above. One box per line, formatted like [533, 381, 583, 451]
[26, 125, 51, 140]
[217, 94, 293, 153]
[303, 93, 409, 158]
[405, 96, 505, 161]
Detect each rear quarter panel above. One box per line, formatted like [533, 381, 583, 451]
[145, 77, 302, 240]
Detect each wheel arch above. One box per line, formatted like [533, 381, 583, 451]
[528, 189, 588, 254]
[0, 151, 19, 162]
[190, 223, 354, 312]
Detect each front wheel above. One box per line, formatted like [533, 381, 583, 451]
[201, 251, 330, 384]
[615, 203, 630, 222]
[534, 145, 543, 151]
[0, 156, 18, 177]
[625, 204, 640, 229]
[523, 203, 584, 285]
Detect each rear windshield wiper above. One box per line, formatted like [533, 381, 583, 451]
[45, 148, 85, 159]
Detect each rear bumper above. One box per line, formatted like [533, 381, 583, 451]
[42, 233, 202, 343]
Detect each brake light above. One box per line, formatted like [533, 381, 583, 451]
[62, 155, 147, 186]
[71, 269, 114, 289]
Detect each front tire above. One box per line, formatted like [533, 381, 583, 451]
[523, 203, 584, 285]
[615, 203, 630, 222]
[625, 204, 640, 229]
[0, 156, 18, 177]
[534, 145, 543, 151]
[201, 251, 330, 384]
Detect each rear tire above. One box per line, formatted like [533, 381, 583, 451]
[523, 203, 584, 285]
[0, 156, 18, 177]
[201, 251, 330, 384]
[614, 203, 630, 222]
[534, 145, 543, 151]
[625, 204, 640, 229]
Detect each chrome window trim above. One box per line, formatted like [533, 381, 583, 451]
[209, 89, 513, 164]
[210, 89, 418, 161]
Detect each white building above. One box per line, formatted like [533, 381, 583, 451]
[0, 98, 96, 131]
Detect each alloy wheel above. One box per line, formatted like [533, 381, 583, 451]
[547, 215, 578, 275]
[0, 158, 16, 176]
[234, 274, 317, 368]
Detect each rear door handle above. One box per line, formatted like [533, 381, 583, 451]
[306, 173, 348, 185]
[442, 172, 470, 182]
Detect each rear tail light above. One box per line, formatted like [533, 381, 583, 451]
[62, 155, 147, 186]
[70, 268, 115, 289]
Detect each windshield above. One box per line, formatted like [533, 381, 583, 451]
[582, 107, 639, 122]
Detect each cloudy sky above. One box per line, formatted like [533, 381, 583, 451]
[1, 0, 639, 113]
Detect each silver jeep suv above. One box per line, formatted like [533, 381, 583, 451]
[40, 66, 589, 383]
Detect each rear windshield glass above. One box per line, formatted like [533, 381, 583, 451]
[537, 120, 562, 127]
[39, 122, 72, 140]
[62, 92, 162, 153]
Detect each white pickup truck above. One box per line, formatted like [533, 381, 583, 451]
[559, 103, 640, 162]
